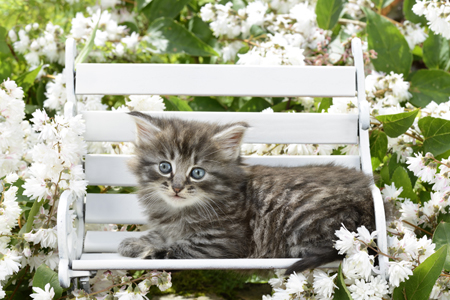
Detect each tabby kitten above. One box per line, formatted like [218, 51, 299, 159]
[118, 111, 375, 273]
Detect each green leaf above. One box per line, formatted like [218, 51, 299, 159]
[189, 97, 226, 111]
[433, 222, 450, 271]
[318, 98, 333, 113]
[143, 0, 191, 22]
[409, 70, 450, 107]
[391, 166, 416, 200]
[137, 0, 152, 10]
[423, 32, 450, 70]
[250, 25, 266, 37]
[0, 26, 10, 54]
[376, 110, 419, 138]
[15, 65, 42, 92]
[188, 17, 213, 44]
[0, 55, 12, 82]
[238, 97, 271, 112]
[121, 21, 139, 34]
[333, 265, 352, 300]
[25, 199, 44, 233]
[363, 8, 412, 77]
[369, 130, 388, 161]
[419, 116, 450, 156]
[315, 0, 344, 30]
[147, 18, 218, 57]
[33, 264, 63, 299]
[75, 17, 99, 65]
[168, 96, 192, 111]
[393, 245, 447, 300]
[403, 0, 427, 25]
[36, 81, 45, 108]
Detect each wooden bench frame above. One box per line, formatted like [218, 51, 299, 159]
[58, 37, 388, 289]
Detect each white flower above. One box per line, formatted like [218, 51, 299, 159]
[31, 283, 55, 300]
[127, 95, 165, 111]
[222, 41, 244, 62]
[388, 260, 413, 287]
[285, 271, 307, 295]
[348, 276, 387, 300]
[334, 225, 357, 255]
[4, 173, 19, 183]
[342, 251, 374, 280]
[0, 249, 21, 280]
[381, 182, 403, 202]
[407, 153, 425, 176]
[313, 270, 337, 299]
[328, 97, 358, 114]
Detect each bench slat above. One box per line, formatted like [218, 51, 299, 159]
[73, 254, 340, 270]
[82, 111, 359, 143]
[85, 154, 361, 186]
[85, 194, 147, 224]
[84, 231, 146, 253]
[76, 64, 356, 97]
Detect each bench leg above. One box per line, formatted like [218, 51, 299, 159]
[80, 277, 91, 293]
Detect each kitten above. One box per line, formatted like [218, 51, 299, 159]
[118, 111, 375, 273]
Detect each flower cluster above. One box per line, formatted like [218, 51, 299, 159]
[10, 22, 65, 67]
[423, 100, 450, 120]
[413, 0, 450, 39]
[397, 21, 428, 50]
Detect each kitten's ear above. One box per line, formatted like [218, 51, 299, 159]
[213, 123, 248, 160]
[128, 112, 161, 144]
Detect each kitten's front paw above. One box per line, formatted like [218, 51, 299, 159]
[118, 237, 153, 258]
[147, 249, 176, 259]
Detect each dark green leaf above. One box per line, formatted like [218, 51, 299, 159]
[433, 222, 450, 271]
[393, 246, 447, 300]
[25, 199, 44, 233]
[147, 18, 218, 56]
[369, 130, 388, 161]
[0, 56, 13, 82]
[36, 81, 45, 108]
[419, 116, 450, 156]
[403, 0, 427, 25]
[392, 166, 416, 200]
[238, 97, 271, 112]
[438, 214, 450, 224]
[33, 264, 63, 299]
[376, 110, 419, 138]
[250, 25, 266, 37]
[423, 32, 450, 70]
[75, 18, 99, 65]
[388, 153, 401, 180]
[188, 17, 213, 44]
[137, 0, 152, 10]
[168, 96, 192, 111]
[318, 98, 333, 113]
[333, 265, 352, 300]
[189, 97, 226, 111]
[143, 0, 191, 22]
[363, 8, 412, 77]
[15, 65, 42, 92]
[25, 105, 38, 114]
[121, 22, 139, 34]
[409, 70, 450, 107]
[0, 26, 10, 54]
[315, 0, 344, 30]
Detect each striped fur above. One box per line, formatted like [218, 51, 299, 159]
[118, 112, 375, 273]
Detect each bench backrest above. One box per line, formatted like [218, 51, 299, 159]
[65, 37, 371, 238]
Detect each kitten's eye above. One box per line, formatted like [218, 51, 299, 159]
[191, 168, 205, 180]
[159, 162, 172, 174]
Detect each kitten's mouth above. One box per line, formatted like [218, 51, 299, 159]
[172, 194, 186, 199]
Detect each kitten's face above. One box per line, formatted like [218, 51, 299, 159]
[129, 112, 248, 209]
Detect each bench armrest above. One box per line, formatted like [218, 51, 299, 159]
[371, 184, 389, 279]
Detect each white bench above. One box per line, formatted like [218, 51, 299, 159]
[57, 37, 388, 289]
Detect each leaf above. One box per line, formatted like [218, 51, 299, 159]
[137, 0, 152, 10]
[418, 116, 450, 156]
[142, 0, 191, 22]
[33, 264, 63, 299]
[393, 245, 447, 300]
[74, 17, 99, 66]
[121, 21, 139, 34]
[189, 97, 226, 111]
[250, 25, 267, 37]
[369, 130, 388, 161]
[433, 222, 450, 271]
[403, 0, 427, 25]
[0, 55, 12, 82]
[25, 199, 44, 233]
[36, 81, 45, 108]
[238, 97, 271, 112]
[188, 17, 213, 44]
[0, 26, 10, 54]
[333, 265, 352, 300]
[168, 96, 192, 111]
[363, 8, 412, 77]
[391, 166, 416, 200]
[14, 65, 42, 92]
[315, 0, 344, 30]
[423, 33, 450, 70]
[409, 70, 450, 107]
[376, 110, 419, 138]
[318, 98, 333, 113]
[147, 18, 218, 56]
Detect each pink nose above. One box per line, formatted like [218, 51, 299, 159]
[173, 187, 182, 193]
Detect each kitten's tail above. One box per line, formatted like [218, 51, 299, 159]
[285, 251, 343, 275]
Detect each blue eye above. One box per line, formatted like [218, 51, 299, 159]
[159, 162, 172, 174]
[191, 168, 205, 179]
